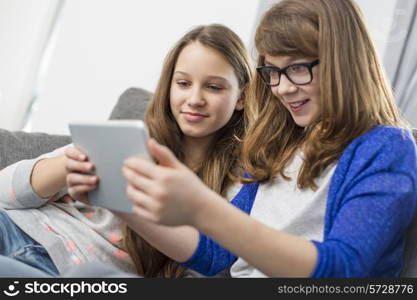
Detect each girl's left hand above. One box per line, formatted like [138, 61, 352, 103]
[122, 138, 211, 226]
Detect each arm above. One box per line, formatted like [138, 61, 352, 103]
[123, 139, 317, 277]
[118, 194, 316, 278]
[31, 154, 67, 198]
[32, 146, 97, 199]
[113, 211, 200, 262]
[121, 167, 258, 275]
[190, 191, 318, 277]
[0, 145, 69, 209]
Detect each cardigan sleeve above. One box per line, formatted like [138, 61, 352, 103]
[311, 127, 417, 277]
[0, 145, 70, 209]
[180, 181, 259, 276]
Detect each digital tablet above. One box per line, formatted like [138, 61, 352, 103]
[68, 120, 150, 213]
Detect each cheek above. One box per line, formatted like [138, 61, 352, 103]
[270, 86, 281, 99]
[305, 85, 321, 121]
[213, 95, 239, 119]
[308, 85, 320, 109]
[169, 88, 183, 113]
[310, 71, 320, 98]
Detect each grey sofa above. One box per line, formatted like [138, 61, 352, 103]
[0, 87, 416, 277]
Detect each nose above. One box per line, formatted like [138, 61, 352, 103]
[275, 75, 297, 97]
[187, 86, 205, 107]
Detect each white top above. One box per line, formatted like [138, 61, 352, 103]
[230, 153, 337, 278]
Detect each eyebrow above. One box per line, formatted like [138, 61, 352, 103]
[173, 71, 229, 82]
[264, 59, 309, 68]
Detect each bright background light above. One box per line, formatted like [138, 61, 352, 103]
[0, 0, 415, 134]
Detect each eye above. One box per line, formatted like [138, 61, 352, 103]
[207, 84, 223, 91]
[176, 80, 191, 88]
[288, 65, 308, 74]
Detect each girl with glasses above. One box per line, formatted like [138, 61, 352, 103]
[117, 0, 417, 277]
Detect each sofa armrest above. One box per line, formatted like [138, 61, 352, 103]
[0, 129, 70, 169]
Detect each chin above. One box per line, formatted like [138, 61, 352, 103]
[182, 129, 205, 138]
[294, 119, 313, 128]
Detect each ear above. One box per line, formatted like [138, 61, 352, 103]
[235, 89, 245, 111]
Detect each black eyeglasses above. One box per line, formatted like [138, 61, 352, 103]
[256, 59, 319, 86]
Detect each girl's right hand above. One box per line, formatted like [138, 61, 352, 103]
[65, 146, 99, 203]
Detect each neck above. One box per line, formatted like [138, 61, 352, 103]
[183, 135, 215, 171]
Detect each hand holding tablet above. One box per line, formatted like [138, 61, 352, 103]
[68, 120, 150, 213]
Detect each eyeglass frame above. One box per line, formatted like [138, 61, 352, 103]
[256, 59, 320, 87]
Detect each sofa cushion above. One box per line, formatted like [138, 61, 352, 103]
[0, 87, 152, 169]
[109, 87, 152, 120]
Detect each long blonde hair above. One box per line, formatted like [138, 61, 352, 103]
[124, 24, 253, 277]
[241, 0, 404, 189]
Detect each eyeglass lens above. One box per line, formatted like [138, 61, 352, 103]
[262, 64, 311, 85]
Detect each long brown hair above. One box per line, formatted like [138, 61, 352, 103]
[241, 0, 405, 189]
[123, 24, 253, 277]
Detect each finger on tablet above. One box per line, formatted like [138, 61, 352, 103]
[67, 173, 98, 186]
[65, 146, 87, 161]
[66, 159, 95, 173]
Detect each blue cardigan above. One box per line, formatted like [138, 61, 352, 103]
[182, 126, 417, 277]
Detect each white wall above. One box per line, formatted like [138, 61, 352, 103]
[2, 0, 259, 135]
[0, 0, 58, 131]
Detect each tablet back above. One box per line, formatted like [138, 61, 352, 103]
[69, 120, 150, 213]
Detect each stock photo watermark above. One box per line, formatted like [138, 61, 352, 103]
[2, 280, 127, 297]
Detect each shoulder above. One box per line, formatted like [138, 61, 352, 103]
[343, 126, 416, 160]
[329, 126, 417, 214]
[356, 125, 413, 146]
[333, 126, 417, 184]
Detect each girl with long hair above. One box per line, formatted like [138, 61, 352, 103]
[0, 24, 252, 278]
[65, 24, 252, 277]
[114, 0, 417, 277]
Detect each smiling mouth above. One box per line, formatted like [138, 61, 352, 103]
[288, 99, 309, 108]
[287, 99, 310, 112]
[181, 112, 208, 122]
[182, 112, 208, 117]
